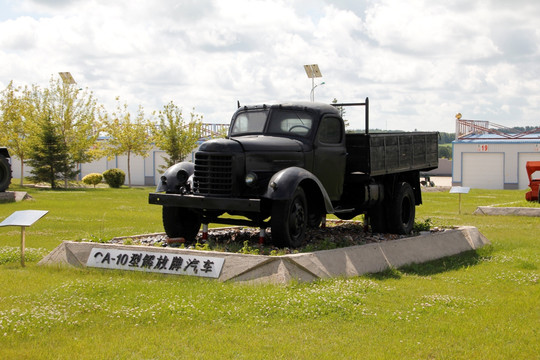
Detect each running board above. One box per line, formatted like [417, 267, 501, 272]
[333, 207, 356, 214]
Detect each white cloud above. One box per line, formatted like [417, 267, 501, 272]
[0, 0, 539, 132]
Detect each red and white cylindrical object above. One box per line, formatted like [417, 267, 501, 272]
[259, 228, 266, 245]
[202, 223, 209, 240]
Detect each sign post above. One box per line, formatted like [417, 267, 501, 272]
[0, 210, 48, 267]
[449, 187, 470, 215]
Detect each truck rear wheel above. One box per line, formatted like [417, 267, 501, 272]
[271, 187, 308, 248]
[388, 182, 415, 234]
[162, 206, 201, 244]
[0, 154, 11, 192]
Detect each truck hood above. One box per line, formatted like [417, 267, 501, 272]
[234, 135, 305, 152]
[198, 138, 243, 152]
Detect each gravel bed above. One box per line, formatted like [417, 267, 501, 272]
[102, 220, 449, 255]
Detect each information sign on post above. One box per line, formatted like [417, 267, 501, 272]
[0, 210, 48, 267]
[449, 187, 470, 214]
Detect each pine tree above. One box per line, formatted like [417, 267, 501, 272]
[27, 114, 78, 188]
[43, 77, 102, 187]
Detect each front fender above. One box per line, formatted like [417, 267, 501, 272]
[156, 162, 195, 193]
[263, 167, 334, 213]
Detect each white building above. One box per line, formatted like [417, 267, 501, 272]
[11, 146, 183, 187]
[452, 118, 540, 190]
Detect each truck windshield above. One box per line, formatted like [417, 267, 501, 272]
[230, 109, 314, 137]
[230, 110, 268, 135]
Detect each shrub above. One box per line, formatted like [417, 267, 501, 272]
[82, 173, 103, 188]
[413, 218, 433, 233]
[102, 168, 125, 188]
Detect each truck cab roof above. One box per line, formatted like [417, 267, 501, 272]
[229, 102, 342, 139]
[234, 102, 341, 119]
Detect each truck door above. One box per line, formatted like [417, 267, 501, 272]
[312, 116, 346, 200]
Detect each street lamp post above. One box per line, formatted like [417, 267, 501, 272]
[58, 72, 79, 185]
[303, 64, 323, 102]
[310, 81, 325, 102]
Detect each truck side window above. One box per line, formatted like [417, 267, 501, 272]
[318, 117, 342, 144]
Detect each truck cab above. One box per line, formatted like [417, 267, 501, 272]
[226, 102, 346, 201]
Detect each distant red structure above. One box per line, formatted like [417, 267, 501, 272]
[525, 161, 540, 202]
[456, 118, 540, 140]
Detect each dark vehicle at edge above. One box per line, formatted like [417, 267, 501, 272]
[0, 147, 11, 192]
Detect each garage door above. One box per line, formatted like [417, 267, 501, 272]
[519, 153, 540, 190]
[462, 153, 504, 189]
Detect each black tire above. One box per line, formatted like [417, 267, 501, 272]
[0, 154, 11, 192]
[388, 182, 415, 234]
[307, 212, 324, 228]
[162, 206, 201, 244]
[271, 187, 308, 248]
[368, 203, 388, 233]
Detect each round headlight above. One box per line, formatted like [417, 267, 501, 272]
[245, 172, 258, 187]
[176, 169, 189, 184]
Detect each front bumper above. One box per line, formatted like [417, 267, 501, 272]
[148, 193, 261, 212]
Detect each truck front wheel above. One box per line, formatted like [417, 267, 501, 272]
[388, 182, 415, 234]
[162, 206, 201, 243]
[271, 187, 308, 248]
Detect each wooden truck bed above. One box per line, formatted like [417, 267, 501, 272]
[345, 132, 438, 176]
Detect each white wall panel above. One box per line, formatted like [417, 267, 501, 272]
[462, 153, 504, 189]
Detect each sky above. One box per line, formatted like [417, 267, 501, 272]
[0, 0, 539, 133]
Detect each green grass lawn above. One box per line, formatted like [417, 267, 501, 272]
[0, 184, 538, 359]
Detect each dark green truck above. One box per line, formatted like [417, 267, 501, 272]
[149, 99, 438, 247]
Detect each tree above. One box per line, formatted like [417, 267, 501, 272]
[439, 132, 455, 144]
[438, 144, 452, 159]
[27, 114, 78, 188]
[42, 77, 102, 186]
[0, 82, 36, 185]
[1, 78, 102, 186]
[332, 98, 349, 128]
[103, 98, 152, 187]
[152, 101, 204, 170]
